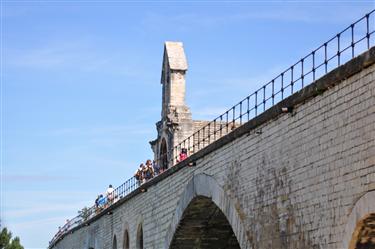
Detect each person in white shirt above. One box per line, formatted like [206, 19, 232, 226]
[106, 184, 115, 203]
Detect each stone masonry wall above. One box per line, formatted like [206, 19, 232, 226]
[51, 49, 375, 249]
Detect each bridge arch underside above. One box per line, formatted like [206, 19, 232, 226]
[169, 196, 240, 249]
[351, 213, 375, 249]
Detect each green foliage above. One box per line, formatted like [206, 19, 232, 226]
[0, 228, 24, 249]
[78, 206, 91, 221]
[0, 228, 11, 249]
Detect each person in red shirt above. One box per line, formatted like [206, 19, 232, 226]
[179, 148, 188, 162]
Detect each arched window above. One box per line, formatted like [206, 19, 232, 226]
[160, 138, 168, 171]
[113, 235, 117, 249]
[123, 230, 129, 249]
[136, 224, 143, 249]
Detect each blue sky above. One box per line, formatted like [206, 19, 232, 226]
[1, 1, 374, 248]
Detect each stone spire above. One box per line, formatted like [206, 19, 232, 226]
[160, 41, 189, 119]
[150, 41, 194, 168]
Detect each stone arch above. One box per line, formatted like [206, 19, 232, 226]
[121, 222, 130, 249]
[112, 235, 117, 249]
[123, 229, 130, 249]
[85, 226, 99, 249]
[160, 137, 168, 171]
[136, 223, 144, 249]
[164, 173, 251, 249]
[343, 191, 375, 249]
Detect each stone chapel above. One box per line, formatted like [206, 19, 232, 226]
[149, 42, 213, 169]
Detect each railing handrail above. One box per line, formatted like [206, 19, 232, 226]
[49, 9, 375, 247]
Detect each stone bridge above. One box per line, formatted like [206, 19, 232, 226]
[50, 44, 375, 249]
[45, 10, 375, 244]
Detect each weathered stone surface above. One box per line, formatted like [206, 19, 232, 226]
[51, 47, 375, 249]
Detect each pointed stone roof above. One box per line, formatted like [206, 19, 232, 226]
[161, 41, 188, 84]
[164, 41, 188, 70]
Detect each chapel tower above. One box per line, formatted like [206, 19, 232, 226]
[150, 42, 194, 169]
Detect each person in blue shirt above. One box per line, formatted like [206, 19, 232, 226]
[98, 194, 107, 208]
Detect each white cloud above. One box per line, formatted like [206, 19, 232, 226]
[45, 124, 153, 137]
[2, 190, 94, 224]
[141, 4, 372, 32]
[2, 174, 76, 183]
[8, 216, 67, 231]
[4, 40, 143, 77]
[4, 202, 88, 219]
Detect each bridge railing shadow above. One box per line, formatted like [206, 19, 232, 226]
[49, 9, 375, 247]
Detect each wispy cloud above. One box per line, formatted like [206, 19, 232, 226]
[223, 65, 286, 87]
[2, 190, 95, 221]
[226, 6, 372, 24]
[2, 189, 98, 248]
[3, 215, 66, 249]
[2, 174, 76, 183]
[8, 216, 69, 229]
[42, 124, 153, 138]
[4, 203, 88, 219]
[141, 5, 371, 32]
[5, 39, 144, 77]
[190, 64, 286, 100]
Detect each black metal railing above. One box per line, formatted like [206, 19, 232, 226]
[49, 9, 374, 247]
[168, 9, 375, 164]
[49, 177, 139, 246]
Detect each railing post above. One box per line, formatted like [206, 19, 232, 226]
[240, 102, 242, 125]
[232, 107, 235, 128]
[301, 59, 304, 87]
[214, 119, 216, 141]
[220, 115, 223, 137]
[247, 96, 250, 121]
[366, 13, 370, 49]
[312, 51, 316, 81]
[263, 86, 266, 111]
[255, 91, 258, 115]
[226, 111, 229, 133]
[281, 73, 284, 99]
[324, 43, 328, 73]
[271, 80, 275, 105]
[291, 66, 294, 94]
[351, 24, 355, 58]
[337, 33, 341, 66]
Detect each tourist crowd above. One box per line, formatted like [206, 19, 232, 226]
[134, 159, 159, 185]
[134, 149, 188, 186]
[95, 184, 116, 212]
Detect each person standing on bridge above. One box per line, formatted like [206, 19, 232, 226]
[178, 148, 188, 162]
[106, 184, 115, 204]
[144, 160, 154, 181]
[98, 194, 107, 209]
[95, 195, 100, 208]
[134, 164, 144, 186]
